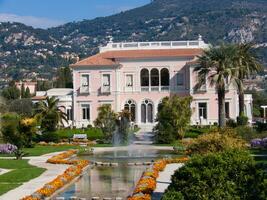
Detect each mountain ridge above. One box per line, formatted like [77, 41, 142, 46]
[1, 0, 267, 86]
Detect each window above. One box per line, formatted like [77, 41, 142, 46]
[82, 105, 90, 120]
[177, 73, 184, 86]
[81, 74, 90, 93]
[225, 102, 230, 118]
[198, 102, 207, 119]
[67, 108, 73, 121]
[124, 100, 136, 122]
[161, 68, 170, 86]
[151, 68, 159, 86]
[102, 74, 111, 93]
[126, 74, 133, 87]
[141, 99, 153, 123]
[140, 69, 149, 87]
[102, 74, 111, 86]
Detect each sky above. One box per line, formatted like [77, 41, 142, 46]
[0, 0, 150, 29]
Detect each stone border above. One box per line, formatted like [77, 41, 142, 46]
[48, 164, 91, 200]
[22, 150, 90, 200]
[128, 157, 189, 200]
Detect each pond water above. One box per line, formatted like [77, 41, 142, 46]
[55, 148, 177, 199]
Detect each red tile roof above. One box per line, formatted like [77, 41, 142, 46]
[71, 49, 203, 67]
[31, 96, 46, 101]
[71, 54, 117, 67]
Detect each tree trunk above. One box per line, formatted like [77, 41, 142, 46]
[239, 92, 245, 116]
[218, 88, 226, 128]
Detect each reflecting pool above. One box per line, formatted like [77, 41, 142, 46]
[56, 148, 177, 199]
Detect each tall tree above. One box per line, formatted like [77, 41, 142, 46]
[194, 44, 237, 128]
[24, 87, 31, 98]
[55, 66, 73, 88]
[21, 83, 25, 98]
[1, 85, 20, 100]
[35, 96, 67, 132]
[37, 80, 52, 91]
[233, 43, 263, 117]
[155, 95, 192, 143]
[94, 105, 117, 142]
[9, 98, 33, 117]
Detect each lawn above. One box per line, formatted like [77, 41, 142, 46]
[0, 144, 116, 157]
[0, 159, 45, 195]
[0, 145, 80, 157]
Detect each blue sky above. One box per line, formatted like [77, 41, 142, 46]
[0, 0, 150, 28]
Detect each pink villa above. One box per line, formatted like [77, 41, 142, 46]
[15, 81, 37, 95]
[67, 36, 253, 130]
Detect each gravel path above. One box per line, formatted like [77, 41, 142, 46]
[0, 152, 69, 200]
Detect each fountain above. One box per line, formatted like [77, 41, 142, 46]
[55, 118, 177, 199]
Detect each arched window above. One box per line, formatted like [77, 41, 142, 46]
[140, 69, 149, 87]
[141, 99, 153, 123]
[151, 68, 159, 87]
[124, 99, 136, 122]
[161, 68, 170, 86]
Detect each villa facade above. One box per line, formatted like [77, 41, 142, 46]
[65, 37, 252, 129]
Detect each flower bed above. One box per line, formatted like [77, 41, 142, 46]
[38, 141, 96, 146]
[46, 149, 78, 165]
[250, 138, 267, 148]
[21, 150, 89, 200]
[0, 144, 17, 154]
[128, 157, 189, 200]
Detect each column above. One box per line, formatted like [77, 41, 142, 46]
[137, 102, 141, 125]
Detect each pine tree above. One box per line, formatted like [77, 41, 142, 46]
[24, 87, 31, 98]
[21, 83, 25, 98]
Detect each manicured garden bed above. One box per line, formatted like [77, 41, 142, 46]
[0, 159, 45, 195]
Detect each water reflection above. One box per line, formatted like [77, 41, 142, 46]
[58, 165, 145, 199]
[56, 149, 176, 199]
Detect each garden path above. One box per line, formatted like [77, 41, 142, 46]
[0, 152, 69, 200]
[0, 168, 11, 176]
[152, 163, 184, 200]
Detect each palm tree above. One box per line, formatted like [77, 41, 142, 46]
[194, 44, 237, 128]
[35, 96, 67, 131]
[232, 43, 263, 117]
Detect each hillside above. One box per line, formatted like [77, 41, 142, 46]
[1, 0, 267, 86]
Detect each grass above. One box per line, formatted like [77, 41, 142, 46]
[0, 159, 45, 195]
[0, 144, 116, 157]
[55, 128, 104, 140]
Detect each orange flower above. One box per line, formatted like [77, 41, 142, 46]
[128, 193, 151, 200]
[21, 150, 89, 200]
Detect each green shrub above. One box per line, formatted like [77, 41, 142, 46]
[37, 132, 60, 143]
[226, 118, 237, 128]
[55, 128, 104, 140]
[184, 126, 216, 138]
[154, 123, 176, 144]
[255, 121, 267, 133]
[162, 191, 184, 200]
[155, 96, 192, 143]
[237, 115, 248, 126]
[163, 150, 267, 200]
[235, 126, 258, 141]
[187, 128, 246, 155]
